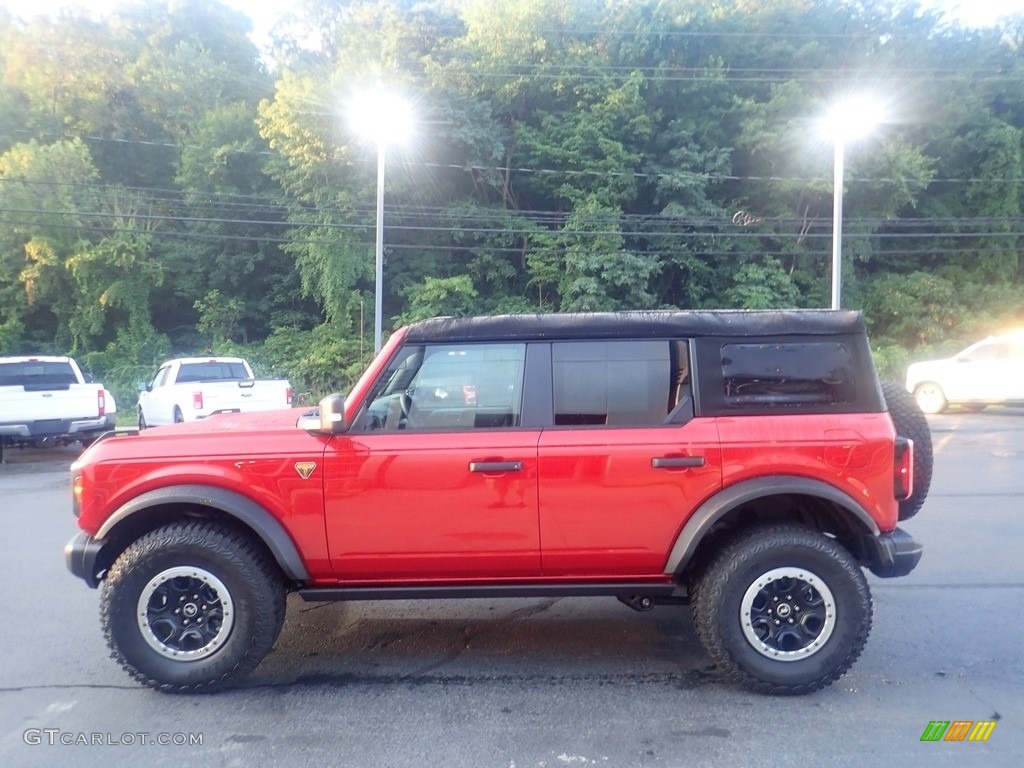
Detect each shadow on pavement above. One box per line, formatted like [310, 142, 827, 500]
[0, 443, 82, 471]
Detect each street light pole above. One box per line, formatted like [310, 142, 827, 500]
[374, 143, 386, 354]
[831, 139, 844, 310]
[348, 89, 413, 354]
[821, 96, 883, 311]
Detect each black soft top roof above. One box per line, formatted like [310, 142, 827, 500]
[404, 310, 865, 343]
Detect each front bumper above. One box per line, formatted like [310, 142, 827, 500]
[64, 532, 108, 588]
[858, 527, 922, 578]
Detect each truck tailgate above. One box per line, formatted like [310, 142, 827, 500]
[200, 381, 290, 414]
[0, 384, 102, 423]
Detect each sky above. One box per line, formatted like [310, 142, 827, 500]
[1, 0, 1023, 43]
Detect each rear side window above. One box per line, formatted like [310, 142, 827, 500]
[552, 340, 690, 426]
[721, 342, 856, 406]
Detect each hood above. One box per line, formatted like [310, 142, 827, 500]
[79, 407, 324, 464]
[145, 407, 309, 435]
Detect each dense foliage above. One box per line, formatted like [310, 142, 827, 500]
[1, 0, 1022, 407]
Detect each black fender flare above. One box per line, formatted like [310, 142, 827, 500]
[662, 475, 881, 575]
[97, 484, 310, 581]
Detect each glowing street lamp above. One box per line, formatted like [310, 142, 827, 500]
[821, 97, 884, 309]
[349, 89, 413, 353]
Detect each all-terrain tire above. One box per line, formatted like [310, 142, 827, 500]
[881, 380, 933, 520]
[692, 524, 872, 696]
[100, 521, 286, 693]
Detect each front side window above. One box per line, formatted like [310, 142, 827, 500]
[363, 343, 526, 431]
[551, 340, 689, 427]
[152, 367, 170, 388]
[962, 342, 1009, 362]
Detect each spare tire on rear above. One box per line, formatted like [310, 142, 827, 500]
[881, 380, 932, 520]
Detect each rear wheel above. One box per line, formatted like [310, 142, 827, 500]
[912, 382, 947, 415]
[692, 524, 872, 695]
[100, 522, 286, 692]
[882, 381, 933, 520]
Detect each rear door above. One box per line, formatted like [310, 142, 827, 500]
[536, 339, 722, 576]
[323, 341, 543, 580]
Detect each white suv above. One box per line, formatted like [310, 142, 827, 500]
[906, 332, 1024, 414]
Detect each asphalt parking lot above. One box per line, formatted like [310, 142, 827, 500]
[0, 409, 1021, 767]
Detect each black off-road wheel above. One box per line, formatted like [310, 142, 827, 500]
[881, 380, 933, 520]
[692, 524, 872, 695]
[100, 521, 286, 693]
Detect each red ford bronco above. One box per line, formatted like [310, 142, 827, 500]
[66, 310, 930, 694]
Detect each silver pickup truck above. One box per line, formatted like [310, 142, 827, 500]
[0, 356, 117, 458]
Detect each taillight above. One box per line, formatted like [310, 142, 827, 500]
[894, 437, 913, 500]
[286, 386, 293, 406]
[193, 391, 204, 410]
[97, 388, 105, 416]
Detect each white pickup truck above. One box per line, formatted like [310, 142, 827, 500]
[136, 357, 292, 428]
[0, 356, 117, 457]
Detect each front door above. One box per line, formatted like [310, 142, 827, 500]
[324, 341, 541, 580]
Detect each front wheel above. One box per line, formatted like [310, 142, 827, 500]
[100, 522, 286, 692]
[692, 524, 872, 695]
[138, 407, 148, 430]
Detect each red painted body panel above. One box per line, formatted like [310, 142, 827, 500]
[323, 430, 542, 579]
[537, 419, 722, 575]
[715, 413, 899, 532]
[75, 408, 334, 578]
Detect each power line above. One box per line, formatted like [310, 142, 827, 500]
[1, 211, 1019, 249]
[2, 202, 1024, 237]
[2, 204, 1024, 237]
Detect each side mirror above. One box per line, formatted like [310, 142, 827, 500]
[316, 393, 348, 435]
[83, 373, 94, 383]
[137, 381, 150, 392]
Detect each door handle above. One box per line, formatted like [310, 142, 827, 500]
[651, 456, 705, 469]
[469, 461, 523, 473]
